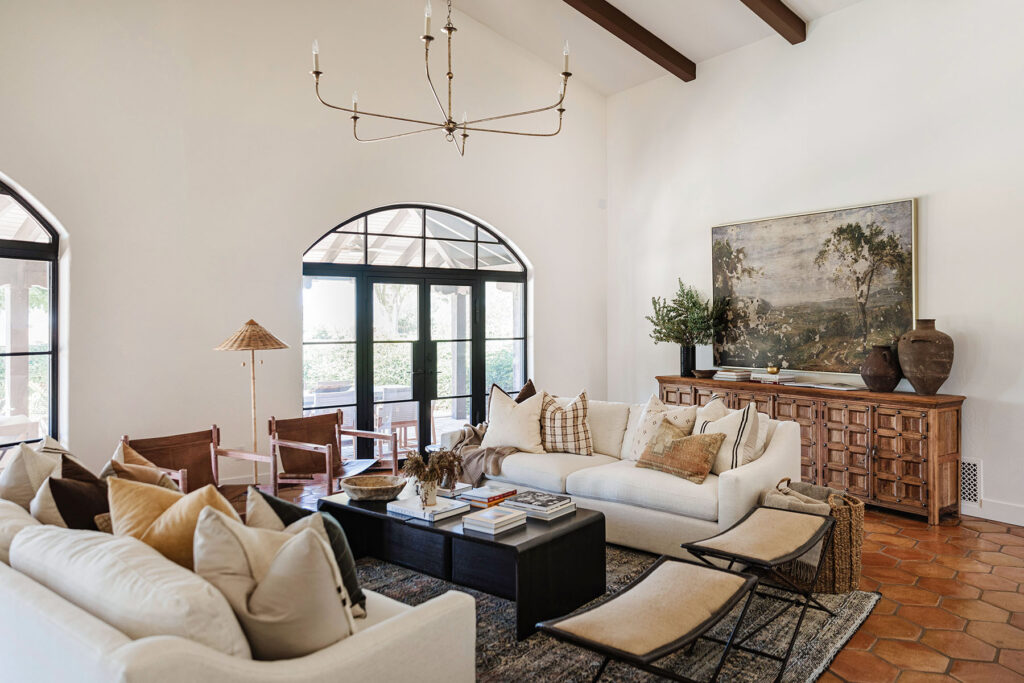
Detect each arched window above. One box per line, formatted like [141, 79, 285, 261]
[303, 205, 527, 464]
[0, 179, 60, 447]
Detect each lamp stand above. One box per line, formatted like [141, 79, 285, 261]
[249, 349, 258, 485]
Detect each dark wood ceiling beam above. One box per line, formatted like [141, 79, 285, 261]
[738, 0, 806, 44]
[561, 0, 697, 82]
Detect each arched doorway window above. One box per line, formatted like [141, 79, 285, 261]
[0, 179, 60, 447]
[302, 205, 527, 464]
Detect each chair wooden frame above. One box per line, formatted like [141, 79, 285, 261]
[268, 410, 398, 496]
[122, 425, 277, 495]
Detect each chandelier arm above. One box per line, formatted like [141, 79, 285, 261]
[466, 80, 569, 126]
[464, 114, 564, 137]
[423, 42, 450, 121]
[315, 80, 441, 127]
[353, 123, 447, 143]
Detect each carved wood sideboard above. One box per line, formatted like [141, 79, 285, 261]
[656, 376, 966, 525]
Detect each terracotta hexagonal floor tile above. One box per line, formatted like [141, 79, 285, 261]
[861, 576, 882, 591]
[864, 552, 902, 568]
[941, 598, 1010, 622]
[949, 660, 1024, 682]
[818, 672, 844, 683]
[874, 597, 900, 615]
[869, 533, 921, 548]
[863, 539, 887, 552]
[967, 622, 1024, 649]
[974, 551, 1024, 567]
[950, 537, 1003, 552]
[920, 631, 997, 661]
[874, 640, 950, 673]
[980, 533, 1024, 547]
[1001, 651, 1024, 676]
[936, 555, 993, 573]
[865, 520, 902, 534]
[961, 520, 1008, 534]
[897, 673, 957, 683]
[898, 606, 967, 630]
[881, 585, 941, 606]
[829, 648, 899, 683]
[864, 615, 924, 640]
[846, 627, 877, 650]
[919, 541, 968, 555]
[981, 591, 1024, 612]
[864, 566, 919, 584]
[993, 566, 1024, 583]
[1012, 613, 1024, 630]
[902, 528, 954, 541]
[886, 547, 938, 562]
[917, 578, 982, 599]
[1003, 546, 1024, 560]
[902, 562, 957, 579]
[958, 572, 1020, 591]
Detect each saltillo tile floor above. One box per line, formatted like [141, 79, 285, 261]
[256, 487, 1024, 682]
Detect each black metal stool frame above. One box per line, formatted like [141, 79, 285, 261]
[538, 557, 759, 683]
[680, 506, 838, 683]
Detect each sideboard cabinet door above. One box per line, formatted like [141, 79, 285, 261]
[872, 406, 928, 509]
[659, 383, 694, 406]
[821, 401, 872, 498]
[775, 396, 819, 485]
[731, 391, 773, 415]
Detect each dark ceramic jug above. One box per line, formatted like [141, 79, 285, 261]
[898, 319, 954, 395]
[860, 344, 902, 392]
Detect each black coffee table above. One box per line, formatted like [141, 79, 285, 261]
[318, 488, 606, 639]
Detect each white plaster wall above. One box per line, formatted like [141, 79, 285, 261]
[607, 0, 1024, 524]
[0, 0, 608, 476]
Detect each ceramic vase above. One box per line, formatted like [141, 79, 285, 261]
[898, 319, 954, 395]
[679, 345, 696, 378]
[860, 344, 902, 392]
[418, 480, 438, 507]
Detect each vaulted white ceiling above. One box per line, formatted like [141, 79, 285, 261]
[457, 0, 865, 95]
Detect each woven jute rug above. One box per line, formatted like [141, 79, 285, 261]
[356, 545, 878, 682]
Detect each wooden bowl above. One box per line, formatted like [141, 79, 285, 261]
[692, 369, 718, 379]
[339, 475, 407, 501]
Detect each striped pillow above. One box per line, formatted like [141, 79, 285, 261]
[694, 403, 760, 475]
[540, 392, 593, 455]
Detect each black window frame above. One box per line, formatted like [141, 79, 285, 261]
[0, 179, 61, 447]
[302, 204, 528, 456]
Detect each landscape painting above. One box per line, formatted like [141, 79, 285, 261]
[712, 199, 916, 374]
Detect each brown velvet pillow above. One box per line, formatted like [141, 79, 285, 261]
[636, 420, 726, 485]
[514, 379, 537, 403]
[29, 456, 109, 530]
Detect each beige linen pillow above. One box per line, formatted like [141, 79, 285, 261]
[99, 442, 180, 491]
[0, 443, 60, 509]
[626, 395, 698, 462]
[540, 391, 593, 455]
[10, 525, 251, 658]
[481, 385, 545, 453]
[0, 499, 40, 564]
[694, 403, 760, 474]
[636, 420, 727, 484]
[193, 507, 355, 660]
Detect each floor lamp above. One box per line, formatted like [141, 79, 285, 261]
[215, 319, 288, 485]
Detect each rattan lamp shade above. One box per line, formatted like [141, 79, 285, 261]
[214, 319, 288, 351]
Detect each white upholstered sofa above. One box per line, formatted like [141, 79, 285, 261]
[447, 399, 801, 558]
[0, 502, 476, 683]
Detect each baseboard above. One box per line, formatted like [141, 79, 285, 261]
[969, 498, 1024, 527]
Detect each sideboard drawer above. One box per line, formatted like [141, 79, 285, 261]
[660, 383, 694, 406]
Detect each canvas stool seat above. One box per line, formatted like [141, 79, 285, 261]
[538, 558, 758, 683]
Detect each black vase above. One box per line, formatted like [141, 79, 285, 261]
[679, 345, 696, 377]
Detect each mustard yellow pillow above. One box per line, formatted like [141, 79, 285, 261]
[107, 478, 240, 568]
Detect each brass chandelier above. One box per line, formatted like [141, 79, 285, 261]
[310, 0, 572, 156]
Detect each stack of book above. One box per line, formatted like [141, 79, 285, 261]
[386, 496, 470, 522]
[499, 491, 576, 521]
[462, 507, 527, 536]
[458, 484, 518, 509]
[750, 371, 797, 384]
[713, 369, 751, 381]
[436, 482, 471, 498]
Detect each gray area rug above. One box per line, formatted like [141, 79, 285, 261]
[356, 545, 878, 682]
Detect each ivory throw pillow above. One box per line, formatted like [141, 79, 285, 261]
[246, 486, 366, 616]
[540, 391, 593, 455]
[636, 419, 727, 484]
[99, 442, 180, 491]
[696, 395, 729, 422]
[481, 385, 545, 453]
[11, 525, 251, 658]
[0, 499, 39, 564]
[193, 507, 355, 660]
[30, 455, 109, 530]
[694, 403, 760, 475]
[0, 443, 61, 509]
[626, 395, 698, 462]
[108, 478, 240, 568]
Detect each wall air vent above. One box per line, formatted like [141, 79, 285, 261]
[961, 457, 982, 505]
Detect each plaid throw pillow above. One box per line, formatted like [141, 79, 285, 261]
[540, 392, 593, 455]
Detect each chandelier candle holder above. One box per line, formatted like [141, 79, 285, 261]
[310, 0, 572, 156]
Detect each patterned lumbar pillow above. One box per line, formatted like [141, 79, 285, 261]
[245, 486, 366, 617]
[99, 442, 180, 491]
[107, 478, 241, 569]
[539, 391, 593, 455]
[30, 455, 109, 530]
[481, 385, 545, 453]
[627, 395, 698, 462]
[636, 418, 727, 484]
[193, 507, 355, 660]
[694, 403, 760, 474]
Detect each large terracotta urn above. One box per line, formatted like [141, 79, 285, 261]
[860, 344, 902, 393]
[898, 319, 954, 395]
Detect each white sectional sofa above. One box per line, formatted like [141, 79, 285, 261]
[453, 399, 801, 558]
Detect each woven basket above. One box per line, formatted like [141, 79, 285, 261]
[768, 479, 864, 594]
